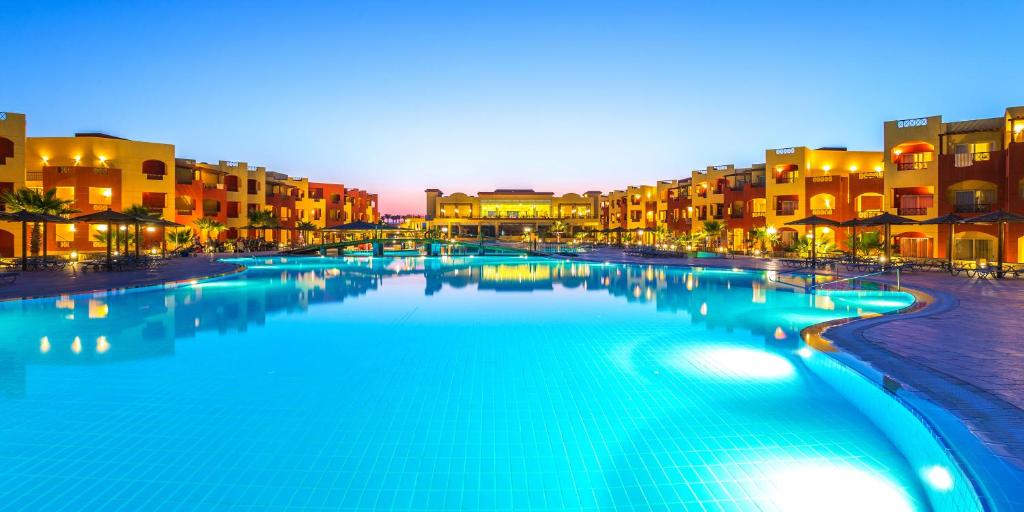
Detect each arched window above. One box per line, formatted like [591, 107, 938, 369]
[142, 160, 166, 179]
[0, 137, 14, 165]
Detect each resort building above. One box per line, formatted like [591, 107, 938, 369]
[765, 146, 884, 250]
[0, 111, 377, 257]
[425, 188, 601, 237]
[883, 108, 1024, 262]
[722, 163, 767, 248]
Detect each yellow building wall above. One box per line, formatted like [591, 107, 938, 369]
[0, 112, 28, 257]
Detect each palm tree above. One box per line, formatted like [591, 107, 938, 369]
[194, 217, 225, 246]
[0, 187, 78, 256]
[654, 224, 670, 245]
[748, 227, 778, 255]
[550, 220, 567, 244]
[845, 230, 883, 256]
[295, 220, 317, 245]
[700, 220, 726, 250]
[246, 209, 278, 240]
[167, 228, 195, 251]
[92, 229, 136, 250]
[123, 203, 159, 220]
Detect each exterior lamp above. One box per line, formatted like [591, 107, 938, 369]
[766, 226, 777, 235]
[69, 251, 79, 261]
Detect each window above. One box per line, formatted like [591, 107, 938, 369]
[0, 137, 14, 165]
[247, 179, 259, 195]
[142, 160, 166, 180]
[954, 238, 993, 261]
[202, 199, 220, 216]
[953, 189, 995, 213]
[954, 142, 994, 167]
[175, 195, 195, 214]
[88, 187, 113, 206]
[141, 192, 166, 209]
[227, 201, 240, 219]
[898, 238, 930, 258]
[56, 186, 75, 202]
[225, 175, 239, 192]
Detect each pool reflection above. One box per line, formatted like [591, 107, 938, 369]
[0, 256, 909, 399]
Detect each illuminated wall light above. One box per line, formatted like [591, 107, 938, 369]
[101, 189, 112, 197]
[97, 225, 108, 232]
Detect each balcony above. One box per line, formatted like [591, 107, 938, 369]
[729, 182, 747, 191]
[176, 209, 194, 216]
[953, 203, 993, 213]
[775, 175, 796, 184]
[775, 208, 796, 216]
[811, 208, 834, 216]
[811, 175, 834, 183]
[954, 152, 991, 168]
[897, 162, 928, 171]
[897, 207, 929, 216]
[730, 210, 745, 219]
[857, 210, 883, 218]
[751, 211, 766, 218]
[858, 172, 883, 180]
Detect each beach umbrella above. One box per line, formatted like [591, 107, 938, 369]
[0, 210, 74, 270]
[850, 212, 916, 262]
[918, 213, 966, 273]
[785, 215, 841, 268]
[962, 210, 1024, 278]
[72, 209, 140, 270]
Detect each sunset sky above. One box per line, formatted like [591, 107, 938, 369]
[4, 0, 1024, 213]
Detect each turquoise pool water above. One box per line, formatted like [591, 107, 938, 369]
[0, 256, 978, 511]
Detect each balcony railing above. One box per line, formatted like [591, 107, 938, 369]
[811, 208, 834, 215]
[811, 175, 834, 183]
[176, 209, 194, 216]
[897, 161, 928, 171]
[729, 183, 747, 191]
[858, 172, 883, 180]
[775, 208, 796, 216]
[775, 175, 796, 184]
[954, 152, 991, 168]
[953, 203, 993, 213]
[730, 211, 745, 219]
[857, 210, 883, 218]
[751, 211, 766, 218]
[897, 207, 929, 216]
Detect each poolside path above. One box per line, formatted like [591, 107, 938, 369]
[578, 247, 1024, 471]
[0, 255, 244, 301]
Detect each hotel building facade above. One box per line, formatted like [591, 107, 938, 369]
[0, 111, 377, 257]
[425, 106, 1024, 263]
[424, 188, 602, 237]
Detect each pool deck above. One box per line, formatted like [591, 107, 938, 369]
[577, 247, 1024, 472]
[0, 255, 245, 301]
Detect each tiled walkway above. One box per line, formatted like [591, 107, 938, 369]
[578, 247, 1024, 471]
[0, 255, 243, 301]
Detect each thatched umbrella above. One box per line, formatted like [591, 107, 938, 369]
[72, 209, 141, 271]
[962, 210, 1024, 278]
[0, 210, 74, 270]
[918, 213, 966, 273]
[850, 212, 916, 262]
[785, 215, 841, 268]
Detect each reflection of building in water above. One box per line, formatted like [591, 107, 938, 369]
[0, 267, 382, 398]
[0, 258, 885, 398]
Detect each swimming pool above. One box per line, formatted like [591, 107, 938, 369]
[0, 256, 983, 510]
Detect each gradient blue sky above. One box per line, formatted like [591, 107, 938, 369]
[4, 0, 1023, 213]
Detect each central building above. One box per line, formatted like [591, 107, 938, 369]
[425, 188, 602, 237]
